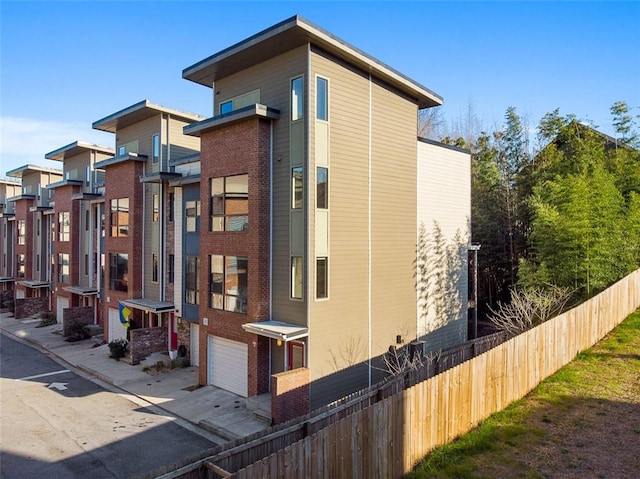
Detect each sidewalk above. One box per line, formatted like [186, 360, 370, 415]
[0, 311, 270, 444]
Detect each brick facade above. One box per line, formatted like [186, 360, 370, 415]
[129, 326, 168, 365]
[14, 297, 49, 319]
[198, 118, 273, 395]
[62, 306, 94, 336]
[271, 368, 310, 424]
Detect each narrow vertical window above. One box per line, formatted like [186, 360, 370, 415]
[152, 134, 160, 164]
[118, 145, 126, 156]
[291, 256, 303, 299]
[291, 76, 303, 121]
[316, 77, 328, 121]
[185, 200, 200, 232]
[168, 254, 174, 283]
[292, 167, 303, 209]
[85, 209, 89, 231]
[152, 254, 158, 283]
[316, 258, 328, 299]
[317, 167, 328, 209]
[168, 193, 175, 222]
[185, 256, 199, 304]
[84, 254, 89, 276]
[153, 194, 159, 222]
[220, 100, 233, 115]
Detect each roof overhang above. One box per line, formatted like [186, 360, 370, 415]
[169, 153, 200, 166]
[72, 192, 103, 201]
[0, 213, 15, 219]
[169, 174, 200, 187]
[6, 164, 63, 179]
[184, 104, 280, 137]
[121, 298, 175, 314]
[93, 100, 205, 133]
[45, 141, 114, 161]
[63, 285, 99, 296]
[94, 152, 148, 169]
[19, 280, 50, 289]
[183, 15, 442, 109]
[139, 172, 182, 184]
[47, 178, 84, 189]
[241, 320, 309, 341]
[7, 194, 36, 202]
[0, 277, 14, 283]
[29, 205, 53, 213]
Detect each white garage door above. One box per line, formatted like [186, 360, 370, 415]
[56, 297, 68, 324]
[190, 322, 199, 367]
[207, 336, 247, 397]
[108, 308, 127, 342]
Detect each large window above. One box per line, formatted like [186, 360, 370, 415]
[17, 220, 26, 245]
[316, 257, 328, 299]
[291, 256, 303, 299]
[185, 200, 200, 232]
[291, 76, 303, 121]
[109, 253, 128, 292]
[317, 167, 328, 209]
[292, 167, 303, 209]
[316, 77, 328, 121]
[58, 253, 70, 284]
[185, 256, 199, 305]
[16, 254, 25, 278]
[110, 198, 129, 237]
[209, 255, 248, 314]
[211, 174, 249, 232]
[58, 212, 70, 242]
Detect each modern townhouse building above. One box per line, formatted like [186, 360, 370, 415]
[181, 16, 471, 409]
[45, 141, 114, 329]
[0, 178, 22, 306]
[5, 165, 63, 318]
[92, 100, 203, 364]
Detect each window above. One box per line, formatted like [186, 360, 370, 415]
[292, 167, 303, 209]
[153, 194, 159, 222]
[36, 254, 40, 272]
[211, 174, 249, 232]
[220, 101, 233, 115]
[110, 198, 129, 237]
[58, 253, 70, 284]
[152, 134, 160, 164]
[168, 193, 175, 222]
[316, 257, 328, 299]
[109, 253, 128, 292]
[152, 254, 158, 283]
[118, 145, 126, 156]
[17, 220, 26, 245]
[316, 77, 328, 121]
[85, 209, 89, 231]
[185, 200, 200, 232]
[209, 255, 248, 313]
[291, 76, 303, 121]
[317, 167, 328, 209]
[168, 254, 174, 283]
[37, 218, 40, 236]
[291, 256, 303, 299]
[16, 254, 25, 278]
[185, 256, 199, 304]
[84, 254, 89, 276]
[58, 212, 70, 242]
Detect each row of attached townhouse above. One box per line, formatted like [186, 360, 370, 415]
[0, 16, 472, 415]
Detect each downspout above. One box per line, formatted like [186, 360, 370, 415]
[367, 73, 372, 388]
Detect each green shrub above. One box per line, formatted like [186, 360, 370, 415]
[108, 338, 128, 360]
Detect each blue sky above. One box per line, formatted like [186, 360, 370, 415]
[1, 1, 639, 174]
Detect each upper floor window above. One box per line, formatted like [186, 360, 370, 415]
[291, 76, 303, 121]
[118, 145, 126, 156]
[209, 255, 248, 314]
[153, 194, 159, 223]
[58, 212, 70, 242]
[185, 200, 200, 232]
[211, 174, 249, 232]
[152, 134, 160, 164]
[316, 77, 328, 121]
[185, 256, 199, 304]
[291, 256, 303, 299]
[220, 101, 233, 115]
[109, 253, 128, 292]
[17, 254, 25, 278]
[292, 167, 303, 209]
[152, 254, 159, 283]
[17, 220, 26, 245]
[58, 253, 70, 284]
[317, 167, 328, 209]
[316, 257, 328, 299]
[110, 198, 129, 237]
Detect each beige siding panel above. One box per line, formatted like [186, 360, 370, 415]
[215, 47, 309, 326]
[416, 142, 470, 338]
[167, 118, 201, 163]
[174, 188, 184, 316]
[315, 210, 328, 257]
[370, 81, 418, 356]
[315, 122, 329, 167]
[307, 51, 371, 381]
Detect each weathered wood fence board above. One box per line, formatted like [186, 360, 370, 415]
[195, 270, 640, 479]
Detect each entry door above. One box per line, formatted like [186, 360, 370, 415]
[108, 308, 127, 342]
[190, 322, 199, 367]
[56, 297, 69, 325]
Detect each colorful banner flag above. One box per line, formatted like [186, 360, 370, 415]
[118, 302, 131, 328]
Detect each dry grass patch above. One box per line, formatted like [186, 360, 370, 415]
[407, 311, 640, 479]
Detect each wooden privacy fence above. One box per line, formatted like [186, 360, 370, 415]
[226, 269, 640, 478]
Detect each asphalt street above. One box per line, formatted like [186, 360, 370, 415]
[0, 333, 215, 478]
